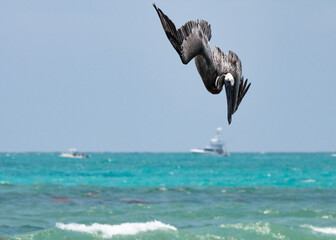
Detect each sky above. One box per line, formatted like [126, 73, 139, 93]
[0, 0, 335, 152]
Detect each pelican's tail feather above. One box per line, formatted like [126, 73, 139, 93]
[236, 77, 251, 112]
[153, 4, 212, 64]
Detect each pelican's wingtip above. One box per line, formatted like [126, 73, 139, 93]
[153, 3, 160, 12]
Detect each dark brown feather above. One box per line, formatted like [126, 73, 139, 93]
[153, 4, 182, 55]
[153, 4, 211, 64]
[236, 78, 251, 109]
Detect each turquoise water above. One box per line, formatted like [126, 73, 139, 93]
[1, 152, 336, 239]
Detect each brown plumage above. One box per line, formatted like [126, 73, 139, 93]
[153, 4, 251, 124]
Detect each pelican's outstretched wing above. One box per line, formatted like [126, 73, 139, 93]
[153, 4, 211, 64]
[213, 47, 242, 78]
[214, 47, 251, 112]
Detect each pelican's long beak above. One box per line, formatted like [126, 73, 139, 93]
[224, 81, 234, 125]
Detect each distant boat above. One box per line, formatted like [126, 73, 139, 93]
[190, 127, 229, 156]
[60, 149, 88, 159]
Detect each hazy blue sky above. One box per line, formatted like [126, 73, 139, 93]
[0, 0, 335, 152]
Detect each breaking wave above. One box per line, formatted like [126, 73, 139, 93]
[56, 220, 177, 238]
[303, 225, 336, 235]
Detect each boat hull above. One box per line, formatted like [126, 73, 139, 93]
[190, 149, 227, 156]
[59, 153, 87, 159]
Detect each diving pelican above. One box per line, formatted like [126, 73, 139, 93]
[153, 4, 251, 124]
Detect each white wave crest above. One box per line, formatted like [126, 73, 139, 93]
[56, 220, 177, 238]
[303, 225, 336, 235]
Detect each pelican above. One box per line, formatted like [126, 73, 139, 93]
[153, 4, 251, 124]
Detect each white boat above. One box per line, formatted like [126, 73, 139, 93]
[60, 149, 88, 159]
[190, 127, 229, 156]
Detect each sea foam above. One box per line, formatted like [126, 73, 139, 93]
[303, 225, 336, 235]
[220, 222, 285, 239]
[56, 220, 177, 238]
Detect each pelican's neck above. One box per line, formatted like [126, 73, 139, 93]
[195, 55, 221, 94]
[210, 72, 221, 94]
[216, 75, 225, 91]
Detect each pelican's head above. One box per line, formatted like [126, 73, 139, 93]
[223, 73, 235, 124]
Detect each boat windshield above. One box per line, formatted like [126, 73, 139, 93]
[204, 148, 214, 151]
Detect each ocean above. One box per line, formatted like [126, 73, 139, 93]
[1, 152, 336, 239]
